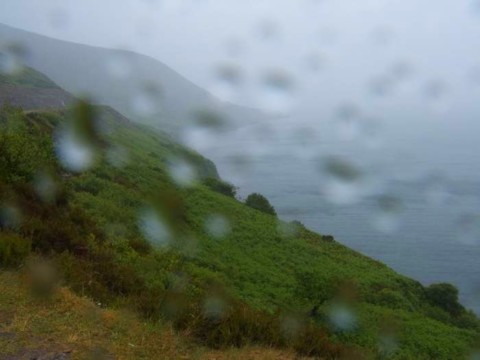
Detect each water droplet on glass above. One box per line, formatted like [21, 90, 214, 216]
[328, 303, 357, 332]
[372, 195, 403, 234]
[191, 108, 229, 132]
[319, 156, 366, 205]
[277, 220, 301, 238]
[259, 69, 295, 114]
[167, 157, 198, 187]
[205, 214, 230, 239]
[210, 62, 243, 102]
[131, 84, 162, 116]
[138, 207, 172, 247]
[0, 43, 27, 75]
[203, 296, 226, 320]
[55, 127, 96, 173]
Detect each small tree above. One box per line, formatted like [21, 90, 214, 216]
[425, 283, 463, 316]
[245, 193, 276, 216]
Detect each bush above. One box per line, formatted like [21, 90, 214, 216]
[203, 177, 237, 198]
[425, 283, 463, 316]
[0, 233, 31, 267]
[245, 193, 276, 216]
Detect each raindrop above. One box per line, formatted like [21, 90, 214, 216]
[372, 195, 403, 234]
[211, 62, 243, 102]
[131, 84, 162, 116]
[138, 207, 172, 247]
[323, 156, 362, 182]
[328, 303, 357, 332]
[191, 108, 229, 132]
[167, 157, 198, 187]
[203, 296, 227, 320]
[319, 156, 366, 205]
[0, 43, 27, 75]
[55, 126, 96, 172]
[205, 214, 230, 239]
[259, 69, 295, 114]
[277, 220, 302, 238]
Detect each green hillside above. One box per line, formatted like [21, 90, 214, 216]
[0, 66, 59, 89]
[1, 70, 480, 358]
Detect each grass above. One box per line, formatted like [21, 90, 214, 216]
[0, 270, 303, 360]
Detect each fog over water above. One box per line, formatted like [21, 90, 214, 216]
[1, 0, 480, 312]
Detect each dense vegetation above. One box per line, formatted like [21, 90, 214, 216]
[1, 69, 480, 358]
[245, 192, 277, 216]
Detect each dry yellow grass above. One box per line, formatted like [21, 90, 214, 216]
[0, 271, 303, 360]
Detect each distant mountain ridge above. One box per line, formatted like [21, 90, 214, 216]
[0, 23, 267, 135]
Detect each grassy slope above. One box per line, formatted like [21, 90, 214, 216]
[0, 66, 59, 89]
[0, 271, 300, 360]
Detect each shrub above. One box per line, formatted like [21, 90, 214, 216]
[425, 283, 463, 316]
[245, 193, 276, 216]
[0, 233, 31, 267]
[203, 177, 237, 198]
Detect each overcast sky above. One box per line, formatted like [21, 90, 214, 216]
[1, 0, 480, 108]
[1, 0, 480, 172]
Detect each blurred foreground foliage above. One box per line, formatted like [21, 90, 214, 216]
[1, 105, 480, 359]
